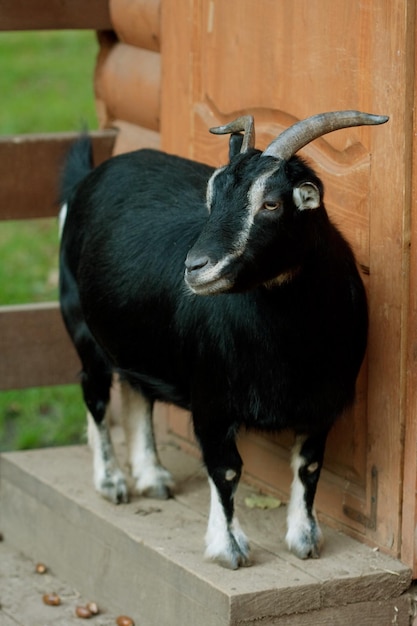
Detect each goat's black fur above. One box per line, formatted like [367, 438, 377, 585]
[59, 138, 368, 567]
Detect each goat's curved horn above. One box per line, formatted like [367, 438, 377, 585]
[262, 110, 389, 160]
[210, 115, 255, 153]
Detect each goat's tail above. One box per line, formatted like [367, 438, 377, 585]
[60, 134, 93, 205]
[59, 134, 93, 238]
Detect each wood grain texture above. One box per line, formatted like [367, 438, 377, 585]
[0, 303, 80, 390]
[0, 0, 112, 30]
[401, 0, 417, 571]
[363, 0, 413, 559]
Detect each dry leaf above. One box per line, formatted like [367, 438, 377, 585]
[244, 494, 281, 510]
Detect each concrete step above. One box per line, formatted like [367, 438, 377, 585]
[0, 436, 414, 626]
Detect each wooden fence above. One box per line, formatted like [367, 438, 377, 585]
[0, 1, 116, 390]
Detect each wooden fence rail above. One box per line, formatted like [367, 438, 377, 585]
[0, 0, 112, 31]
[0, 303, 80, 390]
[0, 130, 117, 220]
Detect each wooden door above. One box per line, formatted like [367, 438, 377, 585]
[159, 0, 416, 566]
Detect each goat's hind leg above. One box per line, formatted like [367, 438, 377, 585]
[83, 358, 129, 504]
[67, 313, 128, 503]
[60, 254, 128, 503]
[87, 407, 129, 504]
[120, 379, 174, 499]
[285, 431, 328, 559]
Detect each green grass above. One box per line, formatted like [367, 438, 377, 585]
[0, 30, 100, 451]
[0, 30, 98, 134]
[0, 218, 60, 304]
[0, 386, 85, 452]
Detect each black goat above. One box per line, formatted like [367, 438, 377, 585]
[59, 111, 388, 569]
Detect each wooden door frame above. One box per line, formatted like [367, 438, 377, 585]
[160, 0, 417, 571]
[402, 0, 417, 573]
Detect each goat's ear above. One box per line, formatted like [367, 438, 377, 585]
[293, 182, 320, 210]
[229, 133, 244, 160]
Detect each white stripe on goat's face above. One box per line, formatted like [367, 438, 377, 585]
[206, 165, 226, 213]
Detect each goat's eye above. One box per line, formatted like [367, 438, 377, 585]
[262, 200, 281, 211]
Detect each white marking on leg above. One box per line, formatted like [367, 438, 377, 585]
[87, 410, 128, 503]
[285, 436, 323, 559]
[58, 203, 68, 239]
[225, 469, 237, 481]
[120, 381, 174, 499]
[205, 477, 230, 560]
[205, 477, 250, 569]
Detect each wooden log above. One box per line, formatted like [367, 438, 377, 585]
[0, 0, 112, 30]
[110, 0, 160, 51]
[0, 129, 117, 220]
[0, 303, 80, 390]
[95, 31, 120, 129]
[95, 43, 160, 132]
[112, 120, 160, 154]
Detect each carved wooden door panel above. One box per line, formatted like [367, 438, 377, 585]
[160, 0, 415, 565]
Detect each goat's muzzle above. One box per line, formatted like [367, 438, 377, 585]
[184, 251, 233, 295]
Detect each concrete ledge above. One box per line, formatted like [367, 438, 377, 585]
[0, 440, 413, 625]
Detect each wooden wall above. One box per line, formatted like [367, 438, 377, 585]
[95, 0, 161, 154]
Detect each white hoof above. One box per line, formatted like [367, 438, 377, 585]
[286, 516, 323, 559]
[205, 524, 251, 569]
[95, 467, 129, 504]
[134, 465, 175, 500]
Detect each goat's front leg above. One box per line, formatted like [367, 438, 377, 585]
[285, 431, 328, 559]
[197, 425, 250, 569]
[120, 380, 174, 499]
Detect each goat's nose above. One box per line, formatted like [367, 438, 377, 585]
[185, 253, 210, 274]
